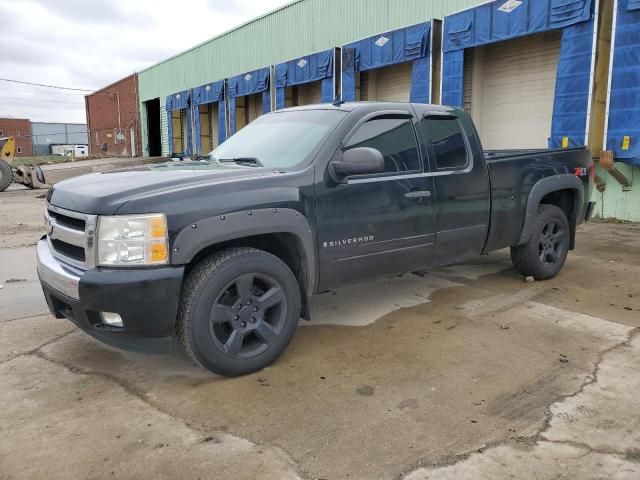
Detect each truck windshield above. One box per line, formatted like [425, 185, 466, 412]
[208, 109, 347, 169]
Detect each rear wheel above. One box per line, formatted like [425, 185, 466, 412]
[511, 204, 571, 280]
[177, 247, 301, 377]
[0, 160, 12, 192]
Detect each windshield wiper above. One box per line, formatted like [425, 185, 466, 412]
[216, 157, 264, 167]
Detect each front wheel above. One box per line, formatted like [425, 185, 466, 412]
[177, 247, 301, 377]
[511, 204, 571, 280]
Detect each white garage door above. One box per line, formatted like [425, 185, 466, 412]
[296, 81, 323, 105]
[360, 62, 412, 102]
[465, 30, 562, 150]
[199, 103, 220, 151]
[247, 93, 263, 123]
[210, 103, 220, 149]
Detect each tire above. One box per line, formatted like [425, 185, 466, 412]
[0, 160, 12, 192]
[177, 247, 301, 377]
[511, 204, 571, 281]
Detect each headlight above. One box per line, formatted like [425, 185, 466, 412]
[97, 214, 168, 266]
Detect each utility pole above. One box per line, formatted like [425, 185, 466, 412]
[114, 92, 122, 138]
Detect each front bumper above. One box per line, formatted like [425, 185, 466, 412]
[37, 239, 184, 353]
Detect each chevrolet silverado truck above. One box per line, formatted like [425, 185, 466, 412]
[38, 102, 596, 376]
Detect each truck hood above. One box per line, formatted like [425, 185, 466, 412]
[47, 160, 278, 214]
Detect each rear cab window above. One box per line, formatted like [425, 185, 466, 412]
[420, 116, 469, 171]
[344, 114, 422, 177]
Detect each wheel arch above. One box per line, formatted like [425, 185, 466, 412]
[517, 175, 584, 248]
[171, 208, 316, 318]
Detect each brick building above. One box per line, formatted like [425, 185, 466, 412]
[0, 118, 33, 157]
[85, 74, 141, 157]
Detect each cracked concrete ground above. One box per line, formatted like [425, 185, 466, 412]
[0, 189, 639, 480]
[405, 331, 640, 480]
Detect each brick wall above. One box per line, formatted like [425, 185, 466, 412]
[85, 74, 141, 157]
[0, 118, 33, 157]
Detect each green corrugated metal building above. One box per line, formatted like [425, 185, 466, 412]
[137, 0, 479, 157]
[134, 0, 640, 222]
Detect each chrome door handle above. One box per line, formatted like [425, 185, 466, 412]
[404, 190, 432, 200]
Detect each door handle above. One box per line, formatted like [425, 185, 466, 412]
[404, 190, 432, 200]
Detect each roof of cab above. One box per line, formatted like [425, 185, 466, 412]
[270, 101, 456, 113]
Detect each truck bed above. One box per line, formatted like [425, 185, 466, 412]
[484, 147, 587, 161]
[483, 146, 592, 253]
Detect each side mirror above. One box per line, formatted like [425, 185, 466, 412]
[331, 147, 385, 179]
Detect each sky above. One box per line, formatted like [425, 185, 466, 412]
[0, 0, 291, 123]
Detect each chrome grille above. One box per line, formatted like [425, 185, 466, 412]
[47, 209, 86, 231]
[45, 203, 97, 270]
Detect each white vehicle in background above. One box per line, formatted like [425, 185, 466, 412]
[51, 144, 89, 158]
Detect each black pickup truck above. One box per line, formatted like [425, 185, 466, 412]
[38, 102, 595, 376]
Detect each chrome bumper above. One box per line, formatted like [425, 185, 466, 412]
[36, 239, 83, 300]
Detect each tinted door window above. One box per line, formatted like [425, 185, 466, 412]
[345, 116, 421, 174]
[421, 118, 468, 170]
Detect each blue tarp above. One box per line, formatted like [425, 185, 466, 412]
[342, 22, 432, 104]
[191, 80, 226, 154]
[443, 0, 593, 52]
[549, 19, 595, 149]
[192, 80, 224, 106]
[228, 67, 271, 135]
[606, 0, 640, 165]
[166, 89, 190, 111]
[628, 0, 640, 10]
[274, 49, 334, 109]
[166, 90, 192, 156]
[441, 0, 595, 149]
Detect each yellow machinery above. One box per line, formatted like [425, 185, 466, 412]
[0, 136, 45, 191]
[0, 137, 16, 191]
[0, 137, 167, 193]
[1, 136, 15, 161]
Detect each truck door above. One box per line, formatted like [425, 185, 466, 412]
[416, 111, 490, 266]
[315, 109, 436, 290]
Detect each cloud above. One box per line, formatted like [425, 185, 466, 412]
[0, 0, 290, 123]
[22, 0, 153, 25]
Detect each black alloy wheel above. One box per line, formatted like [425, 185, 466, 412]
[511, 204, 571, 280]
[178, 247, 301, 377]
[537, 217, 567, 266]
[209, 273, 287, 359]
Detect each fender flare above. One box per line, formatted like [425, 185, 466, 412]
[171, 208, 316, 294]
[517, 174, 584, 245]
